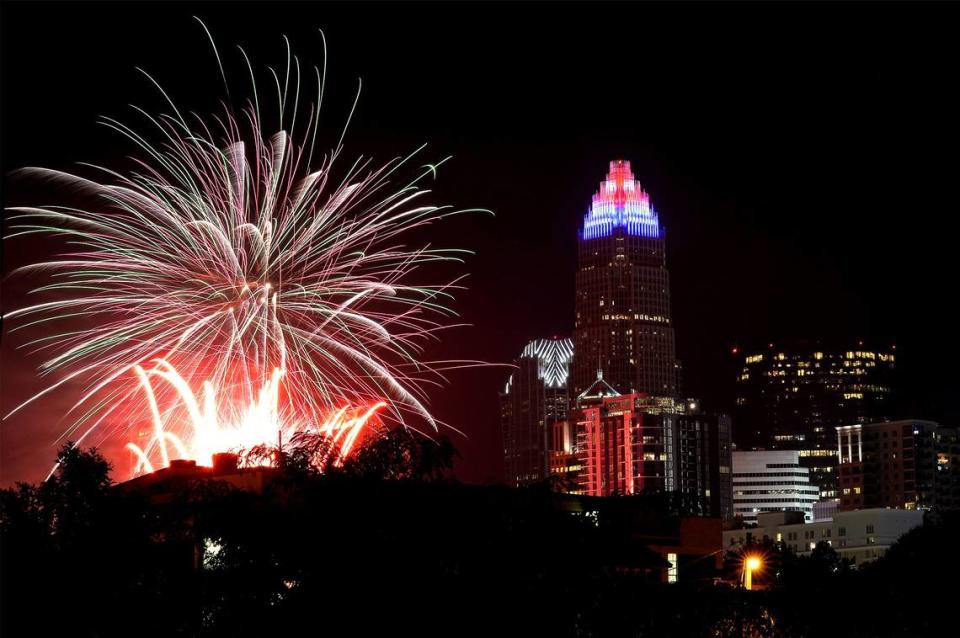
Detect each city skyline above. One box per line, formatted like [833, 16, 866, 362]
[5, 3, 960, 636]
[4, 3, 960, 486]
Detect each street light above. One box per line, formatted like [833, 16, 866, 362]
[743, 555, 762, 591]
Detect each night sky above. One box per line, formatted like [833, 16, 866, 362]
[3, 1, 960, 485]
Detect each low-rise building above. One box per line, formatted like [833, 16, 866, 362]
[723, 508, 924, 566]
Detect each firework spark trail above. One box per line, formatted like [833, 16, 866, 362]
[124, 358, 386, 474]
[4, 21, 488, 476]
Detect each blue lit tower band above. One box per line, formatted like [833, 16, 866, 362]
[572, 160, 678, 399]
[500, 337, 575, 486]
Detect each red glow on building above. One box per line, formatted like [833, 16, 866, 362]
[575, 392, 665, 497]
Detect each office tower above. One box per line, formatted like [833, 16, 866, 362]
[572, 160, 678, 399]
[571, 374, 731, 517]
[500, 337, 573, 486]
[835, 419, 959, 512]
[573, 380, 674, 497]
[733, 341, 897, 499]
[664, 413, 734, 519]
[732, 450, 821, 523]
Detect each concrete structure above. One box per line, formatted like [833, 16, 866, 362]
[732, 450, 820, 523]
[812, 499, 838, 522]
[724, 508, 924, 566]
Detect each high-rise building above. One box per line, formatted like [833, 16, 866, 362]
[835, 419, 957, 512]
[571, 375, 732, 517]
[573, 380, 675, 497]
[572, 160, 678, 399]
[500, 337, 574, 487]
[664, 413, 734, 520]
[732, 450, 821, 524]
[732, 341, 897, 499]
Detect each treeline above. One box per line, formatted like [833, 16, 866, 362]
[2, 434, 958, 637]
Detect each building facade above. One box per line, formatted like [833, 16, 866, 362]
[732, 450, 821, 523]
[572, 160, 678, 398]
[724, 508, 924, 566]
[571, 375, 732, 518]
[835, 419, 956, 512]
[732, 341, 897, 499]
[500, 337, 574, 486]
[574, 385, 674, 497]
[664, 413, 733, 520]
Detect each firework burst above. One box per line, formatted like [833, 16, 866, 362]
[4, 21, 486, 476]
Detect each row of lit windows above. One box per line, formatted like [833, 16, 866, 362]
[736, 489, 819, 496]
[732, 480, 817, 487]
[744, 352, 894, 364]
[798, 449, 835, 457]
[732, 472, 810, 478]
[733, 497, 819, 504]
[600, 313, 671, 323]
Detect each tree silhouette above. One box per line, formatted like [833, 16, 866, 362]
[5, 441, 959, 637]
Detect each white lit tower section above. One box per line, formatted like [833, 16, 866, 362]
[573, 160, 678, 399]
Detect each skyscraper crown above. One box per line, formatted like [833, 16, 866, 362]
[521, 337, 574, 388]
[581, 160, 661, 240]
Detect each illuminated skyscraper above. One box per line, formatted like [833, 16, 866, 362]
[574, 384, 673, 498]
[733, 341, 897, 499]
[572, 160, 678, 399]
[500, 337, 575, 486]
[571, 378, 731, 517]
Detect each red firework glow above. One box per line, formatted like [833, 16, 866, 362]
[124, 358, 386, 476]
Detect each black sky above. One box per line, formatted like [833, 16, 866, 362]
[3, 1, 960, 484]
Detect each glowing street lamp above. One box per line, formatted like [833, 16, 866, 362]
[743, 555, 762, 591]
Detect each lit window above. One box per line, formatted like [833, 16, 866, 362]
[667, 553, 678, 583]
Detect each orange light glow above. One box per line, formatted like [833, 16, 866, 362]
[743, 554, 763, 590]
